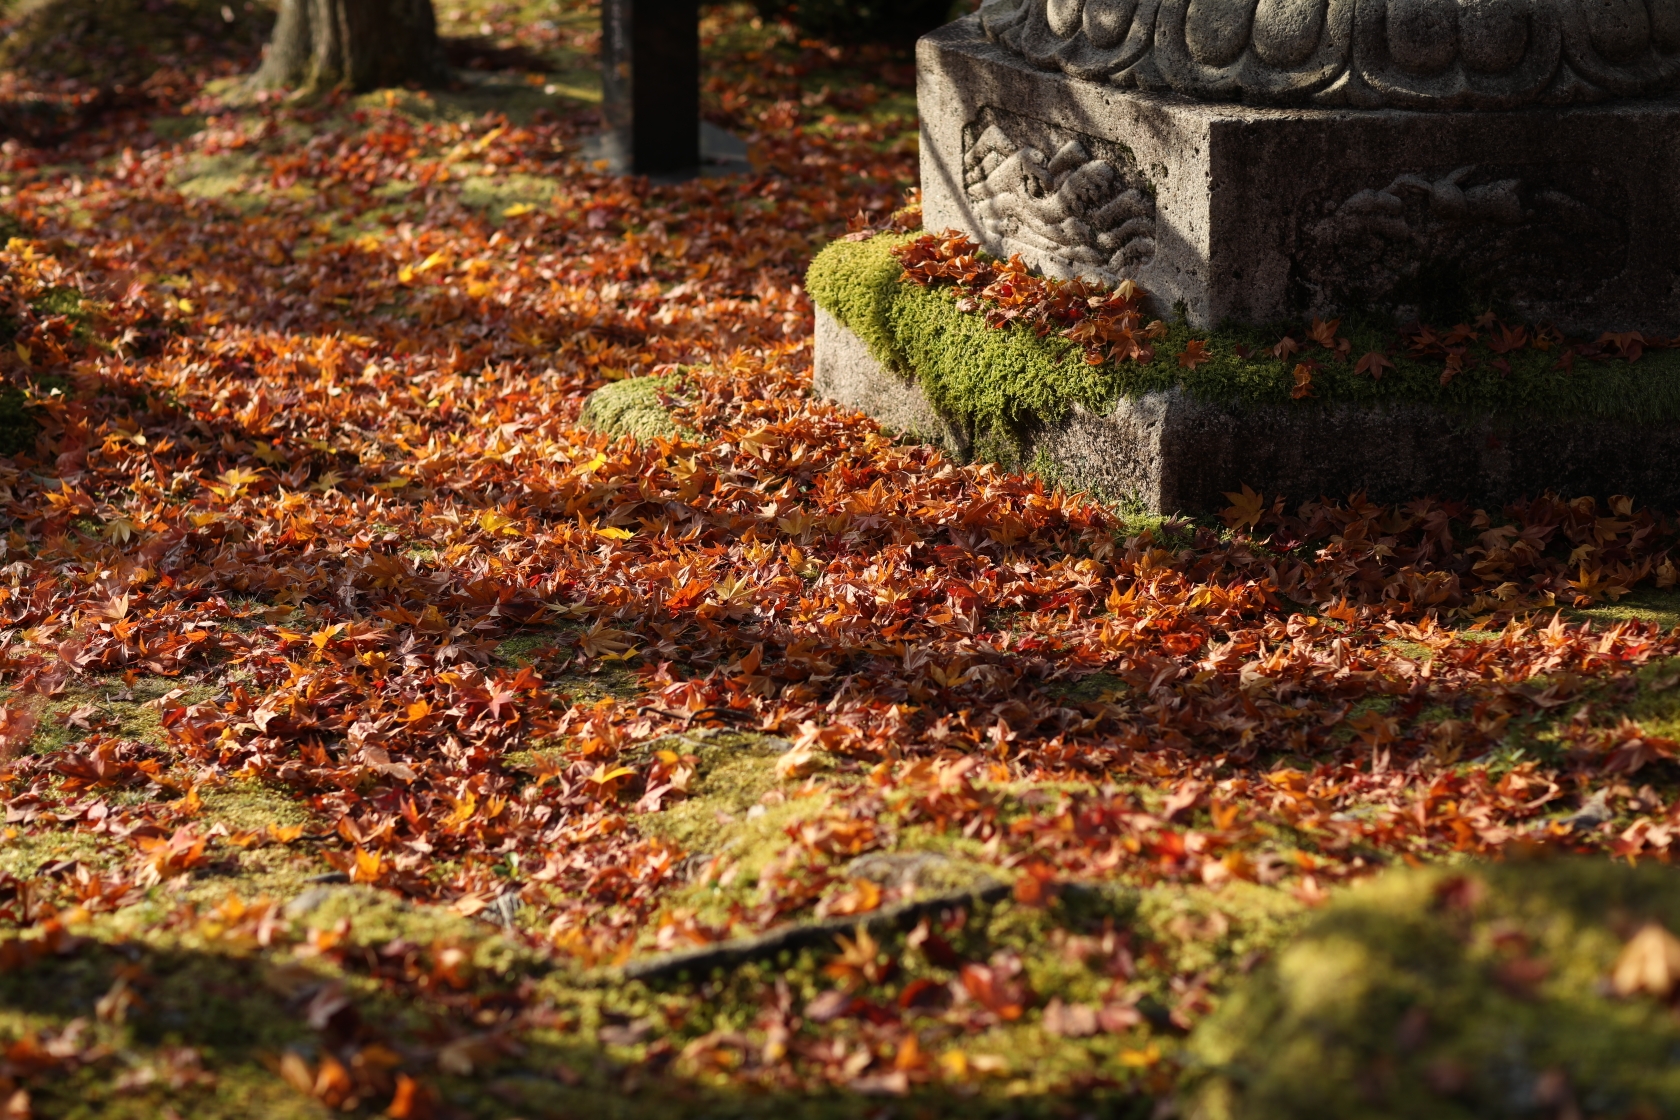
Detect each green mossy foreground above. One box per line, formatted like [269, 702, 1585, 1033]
[1190, 859, 1680, 1120]
[806, 234, 1680, 444]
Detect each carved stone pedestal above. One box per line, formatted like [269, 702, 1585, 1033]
[919, 15, 1680, 331]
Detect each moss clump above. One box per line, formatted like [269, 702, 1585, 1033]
[1186, 859, 1680, 1120]
[806, 236, 1680, 446]
[577, 374, 685, 442]
[30, 285, 85, 319]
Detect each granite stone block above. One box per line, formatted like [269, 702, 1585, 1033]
[813, 308, 970, 456]
[814, 309, 1680, 512]
[920, 15, 1680, 332]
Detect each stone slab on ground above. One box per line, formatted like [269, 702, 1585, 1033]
[813, 307, 969, 455]
[919, 15, 1680, 333]
[815, 307, 1680, 513]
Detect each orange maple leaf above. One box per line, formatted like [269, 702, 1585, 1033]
[1600, 331, 1645, 361]
[1307, 316, 1340, 349]
[1177, 339, 1212, 370]
[1440, 352, 1466, 385]
[1613, 922, 1680, 997]
[1354, 351, 1393, 380]
[1486, 323, 1528, 354]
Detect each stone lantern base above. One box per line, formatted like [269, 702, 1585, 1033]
[919, 16, 1680, 333]
[814, 309, 1680, 512]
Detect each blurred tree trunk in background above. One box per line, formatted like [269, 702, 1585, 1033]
[252, 0, 448, 93]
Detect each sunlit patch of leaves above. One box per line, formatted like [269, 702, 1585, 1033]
[0, 0, 1678, 1113]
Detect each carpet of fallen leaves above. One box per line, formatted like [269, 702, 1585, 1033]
[0, 2, 1679, 1117]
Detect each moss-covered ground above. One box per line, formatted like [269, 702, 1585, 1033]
[6, 0, 1680, 1117]
[8, 635, 1680, 1117]
[1189, 860, 1680, 1120]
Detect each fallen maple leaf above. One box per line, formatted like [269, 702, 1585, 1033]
[1041, 997, 1098, 1037]
[960, 958, 1028, 1020]
[1600, 331, 1645, 361]
[818, 878, 883, 917]
[1354, 350, 1393, 380]
[775, 743, 819, 781]
[1613, 921, 1680, 998]
[1222, 484, 1265, 530]
[386, 1073, 434, 1120]
[825, 926, 889, 988]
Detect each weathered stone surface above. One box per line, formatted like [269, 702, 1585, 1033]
[815, 309, 1680, 512]
[812, 308, 969, 454]
[920, 15, 1680, 331]
[980, 0, 1680, 110]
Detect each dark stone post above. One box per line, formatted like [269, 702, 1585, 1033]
[601, 0, 701, 177]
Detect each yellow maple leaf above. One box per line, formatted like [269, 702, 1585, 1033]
[1222, 484, 1265, 530]
[1613, 921, 1680, 997]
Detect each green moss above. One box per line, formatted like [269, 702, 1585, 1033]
[0, 943, 328, 1120]
[458, 172, 560, 217]
[30, 285, 86, 319]
[1571, 586, 1680, 632]
[1045, 671, 1130, 704]
[493, 624, 576, 668]
[169, 152, 264, 208]
[577, 374, 685, 442]
[806, 236, 1680, 448]
[1187, 859, 1680, 1120]
[7, 677, 216, 757]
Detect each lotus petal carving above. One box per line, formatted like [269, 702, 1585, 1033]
[979, 0, 1680, 107]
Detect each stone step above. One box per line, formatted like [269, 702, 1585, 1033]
[814, 305, 1680, 513]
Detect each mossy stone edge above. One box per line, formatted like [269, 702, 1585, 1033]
[806, 236, 1680, 512]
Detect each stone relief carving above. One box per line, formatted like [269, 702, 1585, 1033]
[1296, 163, 1626, 310]
[962, 108, 1157, 281]
[979, 0, 1680, 109]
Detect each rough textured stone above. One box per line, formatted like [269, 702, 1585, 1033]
[920, 15, 1680, 331]
[815, 309, 1680, 512]
[980, 0, 1680, 110]
[812, 307, 969, 455]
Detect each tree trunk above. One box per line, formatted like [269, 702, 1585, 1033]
[251, 0, 448, 94]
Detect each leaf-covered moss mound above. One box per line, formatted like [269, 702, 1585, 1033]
[806, 235, 1680, 440]
[1187, 860, 1680, 1120]
[577, 373, 683, 442]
